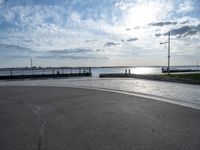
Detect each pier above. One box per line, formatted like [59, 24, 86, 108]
[0, 67, 92, 80]
[162, 67, 200, 73]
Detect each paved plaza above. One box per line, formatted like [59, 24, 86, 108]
[0, 77, 200, 109]
[0, 86, 200, 150]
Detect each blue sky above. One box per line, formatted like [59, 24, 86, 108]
[0, 0, 200, 67]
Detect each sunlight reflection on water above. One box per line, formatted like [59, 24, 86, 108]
[130, 67, 160, 74]
[92, 67, 161, 76]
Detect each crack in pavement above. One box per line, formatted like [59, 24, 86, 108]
[2, 97, 46, 150]
[24, 104, 45, 150]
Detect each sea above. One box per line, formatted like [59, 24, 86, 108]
[0, 66, 199, 76]
[92, 66, 199, 76]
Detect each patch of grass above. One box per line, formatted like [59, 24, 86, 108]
[162, 73, 200, 81]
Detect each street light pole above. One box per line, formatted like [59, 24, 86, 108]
[160, 31, 170, 75]
[30, 58, 32, 68]
[168, 32, 170, 74]
[30, 58, 33, 75]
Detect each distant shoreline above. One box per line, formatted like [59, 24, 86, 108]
[0, 65, 199, 69]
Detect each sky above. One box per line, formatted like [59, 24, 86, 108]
[0, 0, 200, 67]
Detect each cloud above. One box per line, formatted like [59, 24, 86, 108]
[176, 1, 194, 14]
[170, 26, 191, 36]
[84, 40, 97, 43]
[0, 5, 67, 29]
[36, 55, 92, 59]
[183, 30, 198, 37]
[95, 49, 104, 52]
[125, 27, 140, 31]
[0, 44, 33, 53]
[36, 54, 108, 60]
[0, 0, 200, 67]
[120, 37, 138, 43]
[126, 38, 138, 42]
[58, 55, 108, 60]
[180, 20, 190, 24]
[149, 22, 177, 26]
[104, 42, 119, 47]
[5, 55, 30, 59]
[35, 48, 106, 60]
[35, 55, 55, 59]
[49, 48, 93, 54]
[69, 12, 81, 22]
[0, 44, 98, 59]
[155, 33, 162, 37]
[164, 24, 200, 37]
[0, 44, 35, 58]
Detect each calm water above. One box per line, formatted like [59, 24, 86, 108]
[92, 67, 162, 76]
[92, 66, 199, 76]
[0, 66, 199, 76]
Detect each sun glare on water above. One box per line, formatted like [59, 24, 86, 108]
[131, 67, 159, 74]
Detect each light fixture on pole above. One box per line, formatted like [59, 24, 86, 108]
[160, 32, 170, 74]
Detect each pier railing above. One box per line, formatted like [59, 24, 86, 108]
[0, 67, 92, 80]
[161, 66, 200, 73]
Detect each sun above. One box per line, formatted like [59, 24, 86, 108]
[124, 1, 163, 27]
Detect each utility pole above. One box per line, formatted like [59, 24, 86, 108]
[197, 59, 199, 71]
[160, 31, 170, 74]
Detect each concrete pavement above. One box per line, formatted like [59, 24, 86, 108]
[0, 86, 200, 150]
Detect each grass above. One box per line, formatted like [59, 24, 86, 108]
[162, 73, 200, 81]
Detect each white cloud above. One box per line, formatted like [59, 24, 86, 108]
[177, 1, 194, 14]
[69, 12, 81, 22]
[0, 0, 200, 66]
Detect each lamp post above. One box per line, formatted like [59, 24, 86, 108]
[160, 32, 170, 74]
[30, 58, 33, 75]
[30, 58, 32, 68]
